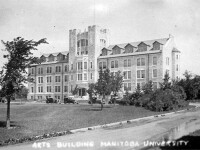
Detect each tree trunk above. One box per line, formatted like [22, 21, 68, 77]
[6, 97, 11, 128]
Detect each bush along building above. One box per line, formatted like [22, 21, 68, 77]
[27, 25, 181, 101]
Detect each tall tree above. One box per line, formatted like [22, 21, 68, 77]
[0, 37, 48, 128]
[111, 71, 123, 96]
[159, 71, 171, 90]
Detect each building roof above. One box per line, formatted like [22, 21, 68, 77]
[107, 38, 169, 50]
[42, 51, 69, 57]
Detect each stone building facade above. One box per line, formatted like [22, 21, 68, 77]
[98, 36, 181, 92]
[27, 25, 181, 101]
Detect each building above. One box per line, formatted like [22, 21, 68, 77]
[27, 25, 181, 101]
[98, 35, 181, 92]
[27, 25, 110, 100]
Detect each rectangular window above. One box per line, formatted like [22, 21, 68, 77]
[111, 61, 114, 68]
[137, 58, 145, 66]
[124, 83, 131, 91]
[137, 70, 145, 78]
[176, 55, 178, 60]
[128, 83, 131, 91]
[137, 70, 140, 78]
[91, 73, 93, 79]
[153, 69, 157, 78]
[31, 87, 33, 93]
[38, 77, 43, 83]
[78, 74, 82, 81]
[47, 86, 51, 92]
[47, 67, 52, 73]
[55, 86, 61, 92]
[65, 65, 69, 72]
[47, 76, 52, 83]
[103, 62, 106, 69]
[40, 86, 43, 93]
[124, 60, 127, 67]
[84, 73, 87, 80]
[56, 66, 61, 72]
[153, 57, 157, 65]
[84, 62, 87, 69]
[176, 64, 178, 71]
[55, 76, 61, 82]
[128, 59, 131, 67]
[90, 62, 92, 69]
[124, 71, 131, 79]
[65, 75, 68, 82]
[115, 60, 118, 68]
[141, 58, 145, 66]
[99, 62, 102, 69]
[137, 58, 140, 66]
[38, 68, 40, 74]
[78, 62, 82, 70]
[124, 59, 131, 67]
[64, 86, 68, 92]
[141, 70, 145, 78]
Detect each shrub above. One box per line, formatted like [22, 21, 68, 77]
[146, 89, 188, 111]
[119, 90, 130, 105]
[129, 86, 142, 106]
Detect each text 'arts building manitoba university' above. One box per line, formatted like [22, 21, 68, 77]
[27, 25, 181, 101]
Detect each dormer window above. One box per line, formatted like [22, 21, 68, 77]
[153, 41, 161, 50]
[124, 44, 134, 53]
[57, 53, 64, 61]
[40, 56, 46, 62]
[48, 55, 54, 62]
[137, 42, 148, 52]
[112, 45, 122, 55]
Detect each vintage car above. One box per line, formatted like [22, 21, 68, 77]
[46, 98, 57, 103]
[64, 97, 79, 104]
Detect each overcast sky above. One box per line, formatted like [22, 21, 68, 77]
[0, 0, 200, 76]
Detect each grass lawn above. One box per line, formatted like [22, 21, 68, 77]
[0, 103, 192, 142]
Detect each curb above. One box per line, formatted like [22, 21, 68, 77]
[69, 107, 194, 133]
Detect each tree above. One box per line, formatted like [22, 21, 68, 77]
[142, 80, 154, 94]
[0, 37, 48, 128]
[159, 71, 171, 90]
[71, 85, 79, 95]
[15, 85, 29, 99]
[111, 71, 123, 96]
[87, 83, 97, 104]
[95, 69, 112, 99]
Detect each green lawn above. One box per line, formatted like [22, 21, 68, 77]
[0, 103, 191, 142]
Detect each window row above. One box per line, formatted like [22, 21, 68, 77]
[137, 69, 158, 79]
[31, 62, 92, 75]
[99, 57, 158, 69]
[124, 82, 158, 91]
[77, 39, 88, 47]
[36, 86, 72, 93]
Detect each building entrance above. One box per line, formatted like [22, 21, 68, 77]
[78, 88, 86, 97]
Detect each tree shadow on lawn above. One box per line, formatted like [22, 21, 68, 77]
[0, 121, 19, 128]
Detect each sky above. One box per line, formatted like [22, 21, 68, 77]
[0, 0, 200, 76]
